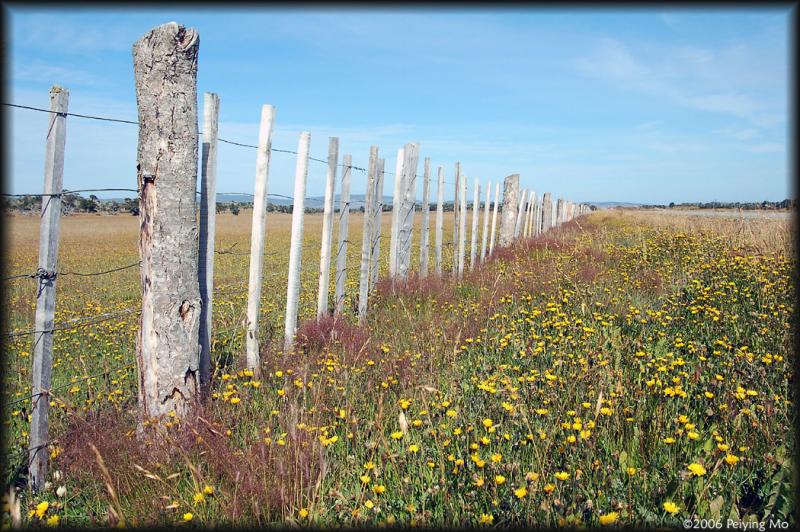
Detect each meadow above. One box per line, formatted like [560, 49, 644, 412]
[1, 208, 794, 528]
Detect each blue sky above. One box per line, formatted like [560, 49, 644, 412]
[5, 7, 792, 203]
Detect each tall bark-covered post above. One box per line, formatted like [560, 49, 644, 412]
[198, 92, 219, 395]
[480, 179, 491, 262]
[369, 158, 385, 290]
[334, 155, 352, 315]
[514, 188, 528, 239]
[316, 137, 339, 319]
[489, 182, 500, 255]
[419, 157, 431, 278]
[452, 162, 460, 278]
[541, 192, 552, 233]
[133, 23, 201, 427]
[357, 147, 378, 323]
[527, 191, 537, 237]
[388, 147, 404, 278]
[434, 166, 444, 276]
[469, 179, 480, 270]
[283, 132, 311, 353]
[244, 104, 276, 376]
[499, 174, 520, 247]
[28, 85, 68, 491]
[397, 143, 419, 280]
[457, 176, 467, 278]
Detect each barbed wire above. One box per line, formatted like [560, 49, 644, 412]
[5, 308, 138, 339]
[3, 262, 141, 283]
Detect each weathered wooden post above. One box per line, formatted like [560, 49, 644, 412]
[388, 147, 404, 278]
[357, 147, 378, 323]
[134, 23, 202, 429]
[480, 179, 491, 262]
[283, 132, 311, 352]
[198, 92, 219, 395]
[489, 182, 500, 255]
[514, 188, 528, 239]
[369, 158, 385, 291]
[457, 175, 467, 278]
[434, 166, 444, 276]
[469, 178, 480, 270]
[555, 198, 563, 226]
[541, 192, 552, 233]
[244, 104, 276, 376]
[28, 85, 68, 491]
[316, 137, 339, 319]
[419, 157, 431, 278]
[397, 143, 419, 280]
[499, 174, 520, 247]
[532, 196, 541, 236]
[333, 155, 352, 315]
[527, 191, 537, 238]
[452, 162, 460, 278]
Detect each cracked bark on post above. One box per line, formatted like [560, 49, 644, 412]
[133, 22, 201, 427]
[397, 142, 419, 280]
[499, 174, 519, 247]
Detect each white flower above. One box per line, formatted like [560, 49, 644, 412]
[56, 486, 67, 497]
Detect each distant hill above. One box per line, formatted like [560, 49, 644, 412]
[589, 201, 642, 209]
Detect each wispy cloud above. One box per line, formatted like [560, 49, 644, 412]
[13, 61, 104, 87]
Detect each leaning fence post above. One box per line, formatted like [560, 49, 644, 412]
[480, 179, 491, 262]
[133, 22, 202, 429]
[316, 137, 339, 319]
[457, 176, 467, 278]
[28, 85, 68, 491]
[434, 166, 444, 276]
[489, 182, 500, 255]
[469, 178, 480, 270]
[369, 158, 385, 291]
[333, 154, 352, 315]
[397, 143, 419, 280]
[452, 162, 460, 278]
[358, 148, 378, 322]
[245, 104, 276, 376]
[419, 157, 431, 278]
[198, 92, 219, 395]
[283, 132, 311, 353]
[499, 174, 520, 247]
[388, 147, 404, 278]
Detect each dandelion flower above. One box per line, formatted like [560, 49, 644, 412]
[45, 515, 60, 527]
[479, 513, 494, 525]
[299, 508, 309, 518]
[35, 501, 49, 518]
[599, 512, 619, 525]
[724, 454, 739, 466]
[391, 431, 403, 440]
[555, 471, 570, 481]
[494, 475, 506, 485]
[203, 485, 215, 495]
[663, 501, 680, 514]
[514, 486, 528, 499]
[543, 483, 556, 493]
[687, 463, 707, 476]
[183, 512, 193, 522]
[364, 499, 375, 509]
[408, 444, 420, 453]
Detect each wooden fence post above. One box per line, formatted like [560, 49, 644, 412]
[555, 198, 563, 226]
[397, 143, 419, 280]
[245, 104, 276, 376]
[480, 179, 491, 262]
[541, 192, 552, 233]
[28, 85, 68, 491]
[452, 162, 460, 278]
[358, 147, 378, 323]
[434, 166, 444, 276]
[369, 157, 385, 291]
[333, 154, 352, 315]
[419, 157, 431, 278]
[457, 175, 467, 278]
[514, 188, 528, 240]
[469, 178, 480, 270]
[133, 22, 202, 428]
[283, 132, 311, 352]
[388, 147, 404, 278]
[489, 182, 500, 255]
[499, 174, 520, 247]
[198, 91, 219, 395]
[527, 191, 537, 238]
[316, 137, 339, 319]
[533, 196, 541, 236]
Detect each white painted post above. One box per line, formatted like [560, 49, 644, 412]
[198, 92, 219, 395]
[457, 175, 467, 278]
[434, 166, 444, 276]
[28, 85, 68, 491]
[283, 132, 311, 353]
[388, 147, 404, 278]
[489, 182, 500, 255]
[452, 162, 460, 278]
[316, 137, 339, 319]
[333, 154, 352, 315]
[357, 147, 378, 323]
[369, 157, 385, 291]
[397, 143, 419, 280]
[419, 157, 431, 278]
[245, 105, 276, 376]
[514, 188, 528, 239]
[499, 174, 520, 247]
[469, 178, 480, 270]
[480, 179, 491, 262]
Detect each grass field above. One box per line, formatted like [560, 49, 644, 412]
[2, 208, 795, 528]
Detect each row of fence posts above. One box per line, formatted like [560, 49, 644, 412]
[25, 22, 591, 490]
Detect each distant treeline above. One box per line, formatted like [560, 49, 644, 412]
[640, 199, 796, 210]
[2, 192, 471, 216]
